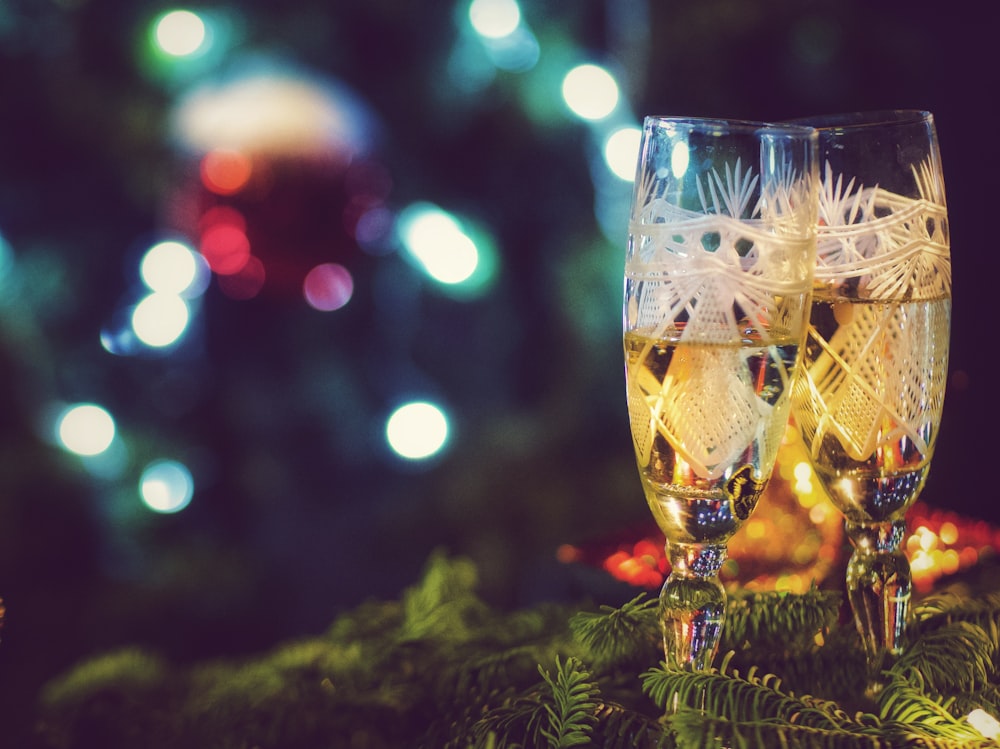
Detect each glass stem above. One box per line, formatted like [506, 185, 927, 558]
[844, 518, 911, 681]
[659, 541, 727, 671]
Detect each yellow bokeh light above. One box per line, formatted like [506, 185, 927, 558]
[793, 461, 812, 482]
[939, 521, 959, 545]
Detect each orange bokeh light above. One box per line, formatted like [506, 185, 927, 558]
[201, 149, 253, 195]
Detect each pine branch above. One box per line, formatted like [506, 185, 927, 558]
[910, 590, 1000, 643]
[641, 655, 866, 732]
[591, 701, 672, 749]
[670, 710, 886, 749]
[721, 586, 842, 654]
[400, 549, 490, 642]
[569, 593, 660, 671]
[33, 553, 1000, 748]
[671, 710, 1000, 749]
[891, 621, 996, 696]
[876, 672, 979, 740]
[538, 656, 601, 747]
[470, 686, 556, 749]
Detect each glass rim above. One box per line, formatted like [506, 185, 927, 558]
[642, 115, 818, 138]
[784, 109, 934, 130]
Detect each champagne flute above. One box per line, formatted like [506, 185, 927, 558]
[788, 110, 951, 683]
[624, 117, 818, 670]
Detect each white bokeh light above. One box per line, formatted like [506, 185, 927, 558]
[140, 459, 195, 513]
[469, 0, 521, 39]
[399, 205, 479, 285]
[604, 126, 642, 181]
[140, 240, 202, 295]
[57, 403, 116, 457]
[562, 64, 620, 121]
[386, 402, 449, 460]
[154, 10, 207, 57]
[132, 293, 190, 348]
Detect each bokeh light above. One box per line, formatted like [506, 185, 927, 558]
[132, 293, 190, 348]
[217, 255, 266, 300]
[385, 402, 449, 460]
[354, 206, 396, 254]
[562, 63, 620, 121]
[57, 403, 116, 457]
[398, 203, 479, 285]
[140, 240, 203, 295]
[0, 231, 14, 296]
[140, 459, 194, 513]
[604, 126, 641, 180]
[153, 10, 208, 58]
[303, 263, 353, 311]
[199, 222, 251, 275]
[171, 63, 374, 159]
[201, 148, 253, 195]
[469, 0, 522, 39]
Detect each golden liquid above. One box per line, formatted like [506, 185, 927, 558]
[792, 296, 951, 523]
[624, 329, 801, 545]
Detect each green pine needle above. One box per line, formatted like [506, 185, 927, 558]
[537, 656, 601, 747]
[569, 593, 660, 670]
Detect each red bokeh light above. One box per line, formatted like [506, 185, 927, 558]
[217, 256, 266, 300]
[200, 223, 251, 275]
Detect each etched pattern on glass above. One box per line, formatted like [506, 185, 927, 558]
[814, 160, 950, 297]
[626, 343, 779, 479]
[802, 160, 951, 464]
[625, 160, 812, 479]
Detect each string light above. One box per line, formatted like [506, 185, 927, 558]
[968, 709, 1000, 739]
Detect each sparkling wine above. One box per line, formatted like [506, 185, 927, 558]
[624, 327, 802, 545]
[792, 296, 951, 523]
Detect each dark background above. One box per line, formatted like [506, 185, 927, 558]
[0, 0, 996, 743]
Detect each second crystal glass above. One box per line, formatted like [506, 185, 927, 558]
[624, 117, 818, 670]
[788, 110, 951, 684]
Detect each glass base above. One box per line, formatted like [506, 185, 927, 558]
[844, 519, 911, 680]
[659, 542, 727, 671]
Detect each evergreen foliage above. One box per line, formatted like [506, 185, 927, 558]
[32, 552, 1000, 748]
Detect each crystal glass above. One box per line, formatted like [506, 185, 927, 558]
[624, 117, 818, 670]
[788, 110, 951, 681]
